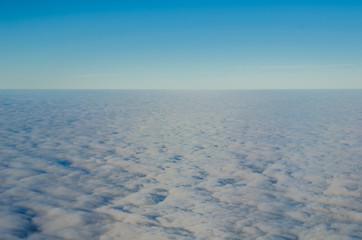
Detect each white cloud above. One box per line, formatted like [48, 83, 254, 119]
[240, 64, 355, 70]
[1, 90, 362, 239]
[73, 74, 119, 78]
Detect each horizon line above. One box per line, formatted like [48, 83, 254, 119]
[1, 88, 362, 91]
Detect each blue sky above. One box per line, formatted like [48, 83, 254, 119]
[1, 0, 361, 89]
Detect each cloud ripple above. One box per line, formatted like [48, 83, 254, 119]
[1, 90, 362, 239]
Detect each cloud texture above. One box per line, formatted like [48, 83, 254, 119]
[1, 90, 362, 239]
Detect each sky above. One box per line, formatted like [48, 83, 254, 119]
[0, 0, 361, 89]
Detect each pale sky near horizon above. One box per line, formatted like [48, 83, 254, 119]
[1, 0, 361, 89]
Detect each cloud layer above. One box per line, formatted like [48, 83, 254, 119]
[240, 64, 355, 70]
[1, 90, 362, 239]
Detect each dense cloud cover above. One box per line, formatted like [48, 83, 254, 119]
[1, 90, 362, 240]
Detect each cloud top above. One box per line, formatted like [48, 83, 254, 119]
[1, 90, 362, 239]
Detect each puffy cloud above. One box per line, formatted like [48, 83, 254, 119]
[1, 90, 362, 239]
